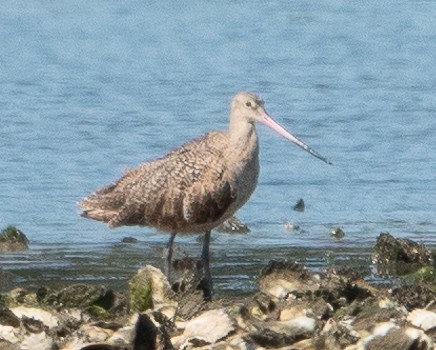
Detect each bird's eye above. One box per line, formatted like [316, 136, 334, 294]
[245, 101, 252, 107]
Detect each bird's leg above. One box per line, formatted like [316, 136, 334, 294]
[163, 232, 176, 281]
[199, 230, 213, 300]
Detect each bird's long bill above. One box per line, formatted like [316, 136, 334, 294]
[261, 114, 332, 165]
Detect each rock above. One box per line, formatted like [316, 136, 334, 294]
[354, 322, 434, 350]
[228, 335, 255, 350]
[249, 316, 317, 347]
[3, 253, 436, 349]
[175, 289, 208, 321]
[92, 321, 123, 332]
[340, 298, 406, 333]
[404, 327, 434, 349]
[107, 322, 136, 346]
[0, 305, 21, 328]
[49, 308, 83, 340]
[133, 312, 173, 350]
[0, 269, 14, 293]
[0, 226, 29, 252]
[316, 318, 360, 349]
[44, 284, 115, 311]
[293, 198, 305, 212]
[129, 265, 174, 313]
[80, 344, 125, 350]
[19, 332, 55, 350]
[330, 227, 345, 239]
[10, 306, 58, 329]
[172, 309, 234, 347]
[81, 324, 114, 343]
[391, 284, 436, 311]
[273, 316, 317, 334]
[0, 325, 20, 344]
[283, 221, 301, 232]
[279, 300, 331, 322]
[280, 303, 308, 321]
[0, 340, 19, 350]
[22, 315, 47, 333]
[407, 309, 436, 331]
[121, 236, 139, 243]
[317, 272, 375, 309]
[215, 216, 249, 233]
[401, 266, 436, 286]
[372, 232, 433, 276]
[259, 260, 320, 299]
[249, 292, 278, 320]
[7, 288, 37, 304]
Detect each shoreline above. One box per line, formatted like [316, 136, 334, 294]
[1, 228, 435, 348]
[0, 256, 435, 349]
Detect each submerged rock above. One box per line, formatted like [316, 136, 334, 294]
[293, 198, 305, 212]
[215, 216, 249, 233]
[330, 227, 345, 239]
[283, 221, 301, 232]
[0, 226, 29, 252]
[121, 237, 138, 244]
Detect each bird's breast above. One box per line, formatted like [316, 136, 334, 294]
[228, 134, 260, 211]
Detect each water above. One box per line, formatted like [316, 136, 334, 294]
[1, 1, 435, 294]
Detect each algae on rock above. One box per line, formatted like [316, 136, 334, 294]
[0, 226, 29, 251]
[128, 265, 174, 313]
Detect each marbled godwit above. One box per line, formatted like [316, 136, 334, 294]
[79, 92, 330, 298]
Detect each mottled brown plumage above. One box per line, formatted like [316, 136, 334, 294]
[79, 91, 330, 297]
[79, 92, 262, 233]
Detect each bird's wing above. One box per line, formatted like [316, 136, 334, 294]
[92, 131, 237, 231]
[142, 131, 238, 231]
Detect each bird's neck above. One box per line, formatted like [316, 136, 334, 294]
[228, 117, 259, 161]
[229, 117, 256, 146]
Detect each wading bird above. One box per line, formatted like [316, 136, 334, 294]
[79, 92, 331, 298]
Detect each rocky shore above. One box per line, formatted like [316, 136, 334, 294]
[0, 230, 435, 350]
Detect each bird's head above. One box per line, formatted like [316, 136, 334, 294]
[230, 91, 332, 165]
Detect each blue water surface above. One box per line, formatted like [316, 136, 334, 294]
[1, 1, 435, 290]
